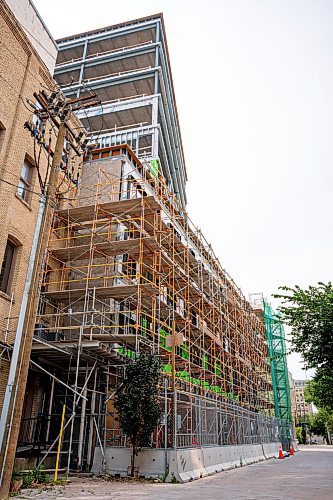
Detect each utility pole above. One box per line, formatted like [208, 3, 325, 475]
[0, 90, 99, 499]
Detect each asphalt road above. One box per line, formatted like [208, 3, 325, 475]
[18, 445, 333, 500]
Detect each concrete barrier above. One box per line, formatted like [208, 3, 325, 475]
[241, 444, 265, 465]
[262, 442, 281, 459]
[168, 447, 207, 482]
[203, 445, 240, 473]
[92, 442, 282, 482]
[91, 447, 167, 478]
[202, 446, 225, 474]
[170, 444, 270, 482]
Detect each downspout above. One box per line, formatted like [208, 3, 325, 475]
[0, 193, 46, 484]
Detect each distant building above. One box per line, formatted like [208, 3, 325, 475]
[294, 379, 313, 423]
[288, 372, 297, 423]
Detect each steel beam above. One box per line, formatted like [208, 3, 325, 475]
[76, 94, 157, 120]
[57, 20, 159, 50]
[55, 43, 159, 75]
[61, 67, 158, 94]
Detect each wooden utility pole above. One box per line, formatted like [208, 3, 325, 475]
[0, 90, 99, 499]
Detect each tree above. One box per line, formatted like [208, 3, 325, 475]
[114, 352, 162, 476]
[296, 426, 306, 444]
[274, 283, 333, 413]
[305, 378, 333, 444]
[274, 282, 333, 370]
[304, 370, 333, 411]
[308, 409, 333, 443]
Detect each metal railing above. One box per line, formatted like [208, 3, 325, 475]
[101, 391, 294, 451]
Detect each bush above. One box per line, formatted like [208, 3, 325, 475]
[296, 426, 306, 444]
[22, 466, 50, 489]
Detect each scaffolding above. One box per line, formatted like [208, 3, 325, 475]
[262, 300, 293, 447]
[17, 144, 290, 470]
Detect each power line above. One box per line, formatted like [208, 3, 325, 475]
[0, 177, 43, 197]
[0, 74, 37, 113]
[1, 40, 55, 92]
[0, 168, 22, 181]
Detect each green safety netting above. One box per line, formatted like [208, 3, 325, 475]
[263, 301, 292, 425]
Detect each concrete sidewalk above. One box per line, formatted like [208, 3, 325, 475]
[17, 445, 333, 500]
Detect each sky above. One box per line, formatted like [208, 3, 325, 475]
[33, 0, 333, 379]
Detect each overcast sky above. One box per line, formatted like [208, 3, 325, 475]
[33, 0, 332, 379]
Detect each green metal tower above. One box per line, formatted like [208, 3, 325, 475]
[263, 300, 293, 447]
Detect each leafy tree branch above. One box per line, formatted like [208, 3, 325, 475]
[114, 352, 162, 476]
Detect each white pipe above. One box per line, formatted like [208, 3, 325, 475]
[93, 417, 105, 459]
[86, 368, 97, 467]
[0, 196, 45, 486]
[45, 374, 55, 442]
[77, 366, 88, 468]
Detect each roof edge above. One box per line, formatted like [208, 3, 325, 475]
[56, 12, 164, 44]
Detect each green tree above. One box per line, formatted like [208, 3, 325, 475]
[274, 282, 333, 370]
[275, 282, 333, 413]
[308, 409, 333, 442]
[305, 378, 333, 444]
[304, 370, 333, 411]
[114, 352, 162, 476]
[296, 426, 306, 444]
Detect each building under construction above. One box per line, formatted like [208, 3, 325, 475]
[15, 144, 292, 476]
[13, 14, 293, 479]
[54, 14, 187, 207]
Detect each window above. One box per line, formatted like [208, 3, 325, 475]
[0, 240, 16, 294]
[17, 159, 33, 203]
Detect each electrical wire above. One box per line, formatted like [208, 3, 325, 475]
[0, 74, 38, 114]
[1, 51, 106, 203]
[1, 131, 72, 204]
[0, 176, 72, 212]
[1, 40, 55, 92]
[0, 168, 23, 181]
[33, 137, 45, 193]
[0, 177, 43, 197]
[52, 69, 105, 147]
[43, 136, 52, 191]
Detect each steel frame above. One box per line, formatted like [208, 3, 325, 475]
[55, 14, 187, 206]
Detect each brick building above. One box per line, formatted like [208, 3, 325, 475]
[0, 0, 57, 407]
[0, 1, 82, 495]
[294, 379, 313, 423]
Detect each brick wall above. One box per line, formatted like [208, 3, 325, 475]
[0, 2, 83, 493]
[0, 1, 58, 414]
